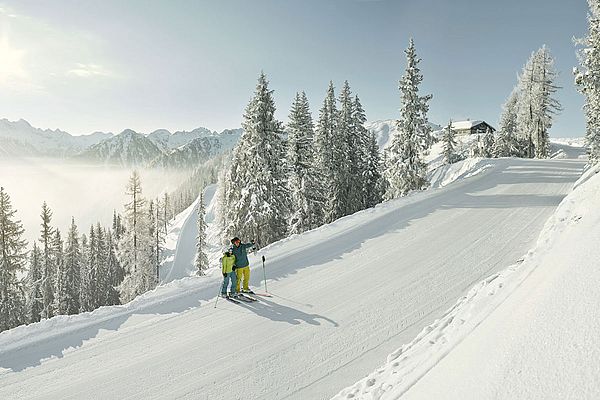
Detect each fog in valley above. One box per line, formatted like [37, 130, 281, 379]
[0, 158, 191, 246]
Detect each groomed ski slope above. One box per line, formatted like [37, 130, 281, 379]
[0, 157, 584, 400]
[334, 163, 600, 400]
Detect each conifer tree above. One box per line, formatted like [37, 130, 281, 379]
[119, 171, 155, 303]
[105, 231, 122, 306]
[353, 95, 382, 209]
[328, 80, 353, 219]
[363, 131, 384, 208]
[575, 1, 600, 163]
[220, 73, 289, 246]
[51, 229, 64, 312]
[79, 234, 93, 312]
[495, 88, 520, 157]
[516, 46, 561, 158]
[0, 187, 27, 331]
[384, 39, 433, 198]
[442, 120, 458, 164]
[315, 82, 338, 223]
[26, 242, 43, 323]
[482, 128, 496, 158]
[57, 218, 81, 315]
[195, 193, 209, 275]
[287, 92, 325, 233]
[39, 202, 56, 319]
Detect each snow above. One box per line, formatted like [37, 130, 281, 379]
[333, 163, 598, 400]
[159, 184, 220, 283]
[448, 120, 484, 130]
[0, 156, 584, 400]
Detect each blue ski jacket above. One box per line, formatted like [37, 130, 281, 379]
[230, 242, 254, 268]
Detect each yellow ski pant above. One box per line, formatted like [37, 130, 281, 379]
[235, 266, 250, 292]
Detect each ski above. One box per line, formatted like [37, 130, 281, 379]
[225, 297, 241, 305]
[237, 294, 258, 302]
[250, 292, 272, 298]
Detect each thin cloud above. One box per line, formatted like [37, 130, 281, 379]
[67, 63, 113, 78]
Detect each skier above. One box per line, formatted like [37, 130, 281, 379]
[230, 237, 256, 294]
[221, 249, 238, 298]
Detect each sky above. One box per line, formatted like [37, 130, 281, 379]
[0, 0, 589, 137]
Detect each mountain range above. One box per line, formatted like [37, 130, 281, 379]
[0, 118, 242, 168]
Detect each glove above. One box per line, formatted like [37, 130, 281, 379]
[223, 273, 227, 278]
[232, 265, 237, 271]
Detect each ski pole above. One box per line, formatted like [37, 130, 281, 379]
[262, 255, 268, 293]
[214, 281, 222, 308]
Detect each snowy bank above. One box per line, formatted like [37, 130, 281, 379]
[332, 165, 600, 400]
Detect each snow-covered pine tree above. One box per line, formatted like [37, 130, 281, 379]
[482, 127, 496, 158]
[363, 130, 384, 208]
[112, 210, 125, 242]
[85, 225, 99, 309]
[353, 95, 382, 209]
[286, 91, 325, 233]
[39, 202, 56, 319]
[152, 199, 166, 283]
[148, 200, 159, 284]
[495, 88, 521, 157]
[79, 233, 93, 312]
[533, 46, 562, 158]
[50, 229, 64, 313]
[105, 230, 122, 306]
[0, 187, 27, 331]
[516, 46, 561, 158]
[195, 193, 209, 275]
[119, 170, 155, 303]
[384, 39, 433, 199]
[57, 218, 81, 315]
[442, 120, 458, 164]
[25, 242, 43, 323]
[575, 0, 600, 163]
[220, 72, 289, 246]
[314, 81, 338, 223]
[94, 223, 109, 307]
[330, 80, 354, 219]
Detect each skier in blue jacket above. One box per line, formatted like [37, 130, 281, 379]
[230, 237, 256, 294]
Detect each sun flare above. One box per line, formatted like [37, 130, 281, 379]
[0, 36, 27, 84]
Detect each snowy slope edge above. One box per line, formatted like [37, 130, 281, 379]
[331, 164, 598, 400]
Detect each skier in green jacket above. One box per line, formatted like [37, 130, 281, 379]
[221, 249, 238, 298]
[230, 237, 256, 294]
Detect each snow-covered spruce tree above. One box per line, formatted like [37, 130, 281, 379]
[220, 73, 289, 246]
[119, 170, 155, 303]
[25, 242, 43, 323]
[286, 91, 325, 233]
[482, 127, 496, 158]
[0, 187, 27, 331]
[516, 46, 561, 158]
[494, 88, 521, 157]
[575, 0, 600, 163]
[50, 229, 64, 313]
[330, 80, 354, 218]
[104, 230, 122, 306]
[442, 120, 458, 164]
[57, 218, 81, 315]
[94, 223, 109, 307]
[354, 95, 383, 209]
[194, 193, 209, 275]
[148, 200, 164, 284]
[39, 202, 56, 319]
[314, 81, 338, 223]
[384, 39, 433, 199]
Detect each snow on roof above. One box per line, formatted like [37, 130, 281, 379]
[450, 120, 484, 130]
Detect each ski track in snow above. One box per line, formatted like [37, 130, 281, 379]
[0, 157, 585, 400]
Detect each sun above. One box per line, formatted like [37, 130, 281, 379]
[0, 35, 27, 85]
